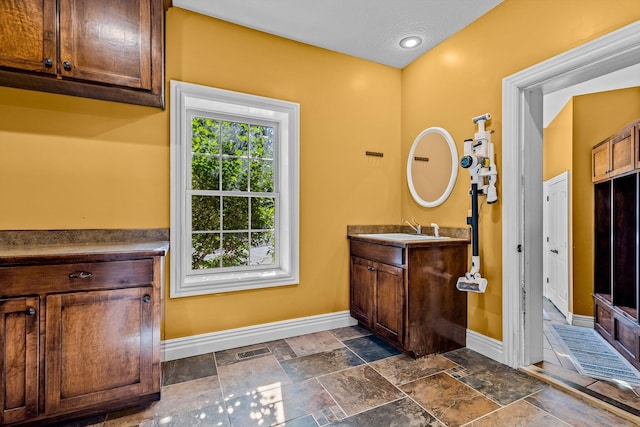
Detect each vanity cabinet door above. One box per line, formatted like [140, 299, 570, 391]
[0, 297, 39, 425]
[373, 263, 404, 346]
[350, 256, 374, 328]
[45, 287, 155, 415]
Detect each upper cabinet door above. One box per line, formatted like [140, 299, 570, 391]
[592, 140, 611, 183]
[59, 0, 152, 89]
[0, 0, 56, 74]
[610, 125, 635, 178]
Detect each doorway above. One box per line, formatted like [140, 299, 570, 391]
[501, 21, 640, 369]
[543, 171, 569, 319]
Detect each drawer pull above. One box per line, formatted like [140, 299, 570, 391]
[142, 294, 151, 303]
[25, 307, 36, 316]
[69, 271, 93, 279]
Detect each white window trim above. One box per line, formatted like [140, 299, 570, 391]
[170, 81, 299, 297]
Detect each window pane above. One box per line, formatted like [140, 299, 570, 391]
[192, 154, 220, 190]
[192, 233, 221, 270]
[192, 117, 220, 155]
[221, 158, 248, 191]
[192, 196, 220, 231]
[221, 121, 249, 156]
[250, 124, 274, 159]
[251, 197, 275, 230]
[250, 159, 274, 192]
[251, 231, 275, 266]
[222, 197, 249, 230]
[222, 232, 249, 267]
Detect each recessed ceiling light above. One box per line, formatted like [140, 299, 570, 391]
[399, 36, 422, 49]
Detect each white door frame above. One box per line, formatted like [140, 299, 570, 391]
[501, 21, 640, 368]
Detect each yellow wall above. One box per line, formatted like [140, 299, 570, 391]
[0, 1, 639, 343]
[543, 101, 573, 181]
[401, 0, 640, 340]
[0, 8, 402, 339]
[572, 88, 640, 315]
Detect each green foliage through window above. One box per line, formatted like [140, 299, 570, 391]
[190, 116, 276, 270]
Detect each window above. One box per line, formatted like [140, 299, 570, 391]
[170, 81, 299, 297]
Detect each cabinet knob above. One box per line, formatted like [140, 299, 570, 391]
[43, 58, 53, 68]
[69, 271, 92, 279]
[367, 266, 375, 271]
[143, 294, 151, 303]
[25, 307, 36, 316]
[63, 61, 72, 71]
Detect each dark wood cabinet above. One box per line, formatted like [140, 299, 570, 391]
[45, 286, 155, 415]
[0, 0, 164, 108]
[0, 297, 39, 425]
[0, 243, 167, 426]
[593, 119, 640, 370]
[349, 237, 468, 358]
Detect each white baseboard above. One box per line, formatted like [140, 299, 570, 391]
[466, 329, 504, 364]
[568, 313, 594, 328]
[161, 310, 358, 361]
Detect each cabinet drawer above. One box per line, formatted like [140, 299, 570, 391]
[0, 259, 154, 296]
[350, 241, 404, 266]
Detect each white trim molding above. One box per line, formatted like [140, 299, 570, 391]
[466, 329, 504, 364]
[170, 80, 300, 297]
[568, 313, 595, 329]
[161, 311, 357, 361]
[502, 21, 640, 368]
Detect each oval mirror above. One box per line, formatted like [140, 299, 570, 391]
[407, 127, 459, 207]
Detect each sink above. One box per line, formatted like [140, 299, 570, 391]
[356, 233, 451, 242]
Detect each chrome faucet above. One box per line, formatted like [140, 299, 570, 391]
[431, 223, 440, 237]
[403, 218, 421, 234]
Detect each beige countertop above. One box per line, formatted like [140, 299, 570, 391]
[0, 229, 169, 266]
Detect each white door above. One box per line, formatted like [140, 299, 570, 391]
[544, 172, 569, 318]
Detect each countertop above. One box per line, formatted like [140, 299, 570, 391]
[0, 229, 169, 266]
[347, 224, 470, 248]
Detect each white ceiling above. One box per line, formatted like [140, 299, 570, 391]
[173, 0, 503, 69]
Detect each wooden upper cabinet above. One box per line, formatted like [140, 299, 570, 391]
[592, 140, 611, 182]
[0, 0, 164, 108]
[635, 121, 640, 170]
[610, 125, 635, 177]
[592, 124, 637, 183]
[59, 0, 152, 90]
[0, 0, 56, 74]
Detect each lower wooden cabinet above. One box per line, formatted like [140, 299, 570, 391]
[351, 256, 404, 346]
[350, 238, 468, 358]
[45, 287, 155, 415]
[0, 297, 39, 425]
[0, 244, 166, 426]
[594, 294, 640, 370]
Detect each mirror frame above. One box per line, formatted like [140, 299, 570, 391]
[407, 127, 459, 207]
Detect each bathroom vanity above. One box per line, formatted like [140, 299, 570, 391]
[348, 226, 469, 358]
[0, 230, 168, 426]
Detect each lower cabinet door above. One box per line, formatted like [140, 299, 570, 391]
[350, 257, 375, 328]
[45, 287, 154, 415]
[374, 263, 404, 345]
[0, 297, 39, 425]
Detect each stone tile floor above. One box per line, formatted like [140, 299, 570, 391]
[64, 320, 639, 426]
